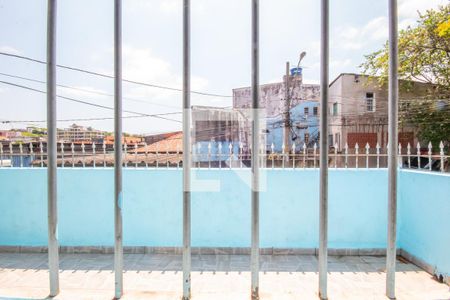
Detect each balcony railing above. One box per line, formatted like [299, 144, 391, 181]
[1, 140, 448, 172]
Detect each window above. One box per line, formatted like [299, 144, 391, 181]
[304, 133, 309, 145]
[304, 107, 309, 116]
[332, 103, 338, 116]
[366, 92, 375, 112]
[313, 107, 318, 116]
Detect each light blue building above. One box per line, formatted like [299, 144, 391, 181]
[265, 101, 319, 152]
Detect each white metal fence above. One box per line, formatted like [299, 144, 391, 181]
[1, 140, 448, 172]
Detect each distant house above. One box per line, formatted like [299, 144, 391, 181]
[232, 68, 320, 151]
[57, 124, 105, 142]
[328, 73, 433, 150]
[192, 106, 243, 163]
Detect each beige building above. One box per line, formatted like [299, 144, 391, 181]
[328, 73, 432, 150]
[57, 124, 105, 142]
[233, 74, 320, 118]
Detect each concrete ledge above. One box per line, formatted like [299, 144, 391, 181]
[0, 246, 384, 256]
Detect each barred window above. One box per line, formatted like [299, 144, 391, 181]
[366, 92, 375, 112]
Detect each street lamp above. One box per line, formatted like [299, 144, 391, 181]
[297, 51, 307, 72]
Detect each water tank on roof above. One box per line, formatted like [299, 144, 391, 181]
[290, 67, 302, 76]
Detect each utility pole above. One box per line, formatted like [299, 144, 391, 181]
[284, 62, 291, 153]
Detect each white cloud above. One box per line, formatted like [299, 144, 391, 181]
[159, 0, 206, 14]
[397, 0, 447, 32]
[0, 46, 21, 55]
[331, 59, 352, 69]
[121, 45, 208, 104]
[159, 0, 179, 13]
[335, 17, 388, 50]
[334, 1, 446, 51]
[127, 0, 205, 15]
[398, 0, 447, 19]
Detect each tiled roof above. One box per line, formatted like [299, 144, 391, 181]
[136, 132, 182, 153]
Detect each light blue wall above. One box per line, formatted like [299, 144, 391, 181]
[0, 168, 387, 248]
[398, 170, 450, 279]
[0, 168, 448, 277]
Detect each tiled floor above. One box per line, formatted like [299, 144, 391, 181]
[0, 253, 448, 299]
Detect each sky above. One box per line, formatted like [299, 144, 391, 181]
[0, 0, 447, 135]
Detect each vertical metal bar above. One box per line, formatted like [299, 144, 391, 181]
[208, 142, 211, 169]
[92, 142, 96, 168]
[0, 143, 3, 167]
[314, 143, 318, 169]
[103, 141, 107, 168]
[239, 141, 243, 168]
[29, 142, 34, 168]
[229, 143, 233, 169]
[292, 143, 296, 169]
[344, 143, 348, 168]
[134, 143, 137, 168]
[19, 143, 23, 168]
[407, 143, 411, 168]
[417, 142, 421, 170]
[366, 143, 370, 169]
[71, 142, 74, 167]
[355, 143, 359, 169]
[251, 0, 260, 298]
[386, 0, 398, 297]
[46, 0, 59, 296]
[303, 143, 306, 169]
[156, 143, 159, 168]
[81, 142, 85, 168]
[377, 143, 380, 168]
[196, 144, 200, 169]
[60, 142, 64, 168]
[219, 142, 222, 169]
[166, 143, 170, 169]
[124, 142, 128, 168]
[182, 0, 191, 299]
[427, 142, 432, 171]
[9, 143, 13, 168]
[40, 141, 44, 168]
[319, 0, 329, 298]
[271, 143, 274, 169]
[114, 0, 123, 298]
[334, 144, 337, 169]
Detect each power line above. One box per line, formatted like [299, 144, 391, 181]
[0, 51, 232, 98]
[0, 113, 180, 124]
[0, 71, 180, 109]
[0, 80, 182, 123]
